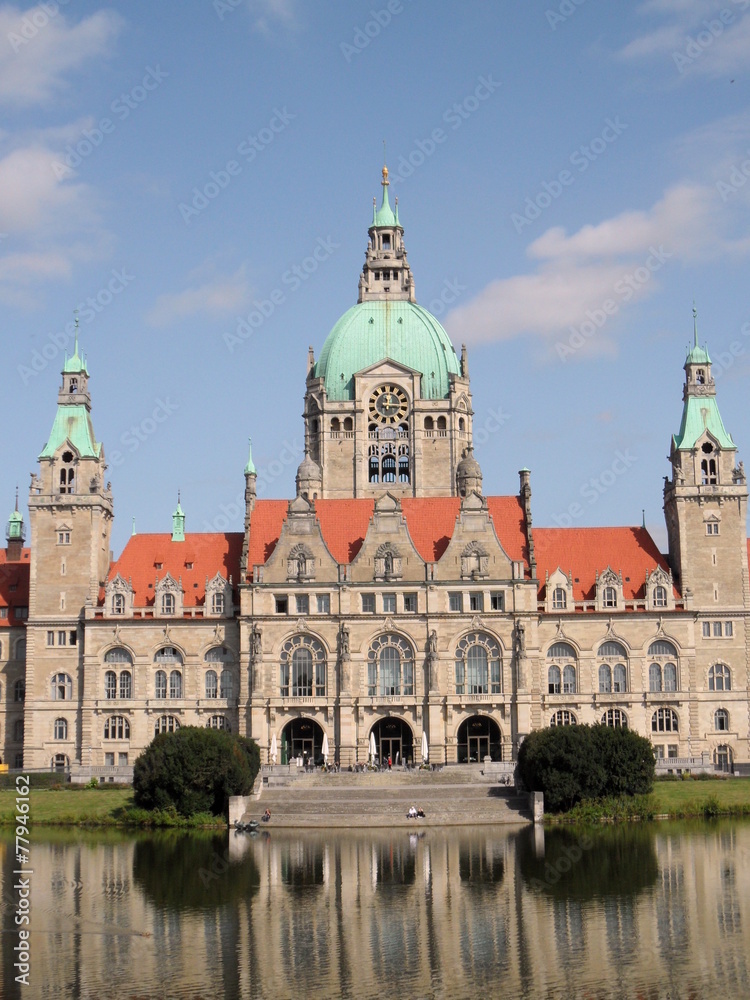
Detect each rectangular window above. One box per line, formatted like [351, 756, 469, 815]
[706, 522, 719, 535]
[713, 621, 723, 637]
[57, 531, 71, 544]
[724, 621, 733, 637]
[702, 622, 711, 637]
[275, 596, 288, 614]
[449, 592, 463, 613]
[316, 594, 330, 614]
[118, 752, 129, 766]
[383, 593, 396, 613]
[469, 593, 484, 612]
[0, 608, 7, 619]
[403, 593, 417, 613]
[653, 745, 664, 759]
[280, 662, 289, 697]
[57, 631, 67, 646]
[667, 745, 678, 758]
[362, 594, 375, 614]
[69, 631, 77, 646]
[15, 607, 28, 619]
[296, 595, 309, 615]
[104, 752, 115, 766]
[490, 591, 504, 611]
[47, 630, 55, 646]
[455, 659, 465, 695]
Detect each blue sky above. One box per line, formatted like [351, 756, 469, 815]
[2, 0, 750, 557]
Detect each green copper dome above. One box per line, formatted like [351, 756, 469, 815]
[315, 300, 461, 401]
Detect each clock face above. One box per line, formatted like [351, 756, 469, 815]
[369, 384, 409, 424]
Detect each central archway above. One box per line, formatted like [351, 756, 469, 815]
[370, 717, 414, 766]
[457, 715, 502, 763]
[280, 717, 325, 765]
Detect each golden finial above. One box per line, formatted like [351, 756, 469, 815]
[382, 164, 389, 186]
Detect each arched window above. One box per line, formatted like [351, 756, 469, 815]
[220, 669, 233, 699]
[14, 719, 24, 742]
[715, 708, 729, 732]
[155, 670, 167, 699]
[550, 710, 576, 726]
[663, 663, 677, 692]
[652, 708, 678, 732]
[454, 632, 501, 695]
[155, 715, 180, 735]
[653, 586, 667, 608]
[603, 586, 617, 608]
[330, 417, 340, 436]
[205, 670, 218, 698]
[715, 745, 732, 773]
[649, 640, 678, 693]
[52, 753, 68, 771]
[105, 647, 132, 665]
[424, 416, 434, 432]
[548, 665, 561, 694]
[104, 716, 130, 739]
[367, 634, 414, 698]
[119, 671, 132, 699]
[169, 670, 182, 699]
[51, 673, 72, 700]
[437, 416, 446, 431]
[112, 593, 125, 615]
[601, 709, 627, 728]
[104, 671, 117, 699]
[15, 638, 26, 660]
[709, 663, 731, 691]
[162, 592, 175, 616]
[14, 679, 25, 702]
[155, 647, 182, 667]
[597, 639, 628, 694]
[598, 664, 612, 693]
[206, 716, 230, 731]
[59, 450, 75, 494]
[343, 417, 353, 432]
[547, 642, 576, 695]
[649, 663, 662, 692]
[552, 587, 566, 610]
[280, 635, 326, 698]
[54, 717, 68, 740]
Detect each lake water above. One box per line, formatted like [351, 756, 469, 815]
[2, 821, 750, 999]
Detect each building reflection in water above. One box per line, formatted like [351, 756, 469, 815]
[2, 823, 750, 998]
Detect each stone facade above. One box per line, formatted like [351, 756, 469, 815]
[2, 172, 748, 774]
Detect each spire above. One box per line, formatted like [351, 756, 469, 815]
[685, 302, 710, 366]
[373, 162, 398, 228]
[358, 163, 413, 303]
[244, 437, 256, 476]
[171, 492, 185, 542]
[6, 487, 25, 545]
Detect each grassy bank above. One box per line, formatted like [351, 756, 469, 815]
[554, 776, 750, 824]
[0, 788, 225, 828]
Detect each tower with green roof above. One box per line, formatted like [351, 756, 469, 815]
[303, 166, 474, 499]
[664, 310, 749, 607]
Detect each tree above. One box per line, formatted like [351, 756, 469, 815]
[517, 724, 655, 812]
[133, 726, 260, 817]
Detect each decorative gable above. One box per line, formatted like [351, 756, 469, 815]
[546, 567, 573, 613]
[646, 565, 674, 611]
[104, 573, 134, 618]
[374, 542, 402, 581]
[596, 567, 623, 612]
[205, 572, 232, 617]
[154, 572, 183, 617]
[461, 540, 489, 580]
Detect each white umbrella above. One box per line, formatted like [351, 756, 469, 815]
[270, 732, 277, 764]
[321, 732, 329, 764]
[421, 730, 429, 764]
[369, 731, 377, 764]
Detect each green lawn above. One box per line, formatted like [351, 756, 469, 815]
[0, 788, 134, 826]
[650, 777, 750, 814]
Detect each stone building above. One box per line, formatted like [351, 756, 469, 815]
[2, 167, 748, 773]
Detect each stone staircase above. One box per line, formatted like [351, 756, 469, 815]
[242, 765, 530, 829]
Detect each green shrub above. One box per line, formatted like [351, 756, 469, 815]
[518, 724, 655, 813]
[133, 727, 260, 818]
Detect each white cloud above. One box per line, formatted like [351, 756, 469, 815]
[246, 0, 299, 34]
[444, 183, 736, 353]
[0, 5, 122, 106]
[146, 265, 253, 327]
[620, 0, 750, 77]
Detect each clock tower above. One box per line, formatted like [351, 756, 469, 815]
[302, 167, 474, 499]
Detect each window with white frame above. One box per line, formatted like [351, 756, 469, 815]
[547, 642, 577, 695]
[714, 708, 729, 732]
[280, 634, 326, 698]
[206, 716, 230, 731]
[51, 673, 72, 700]
[54, 717, 68, 740]
[601, 709, 627, 728]
[155, 715, 180, 735]
[550, 710, 576, 726]
[708, 663, 731, 691]
[104, 716, 130, 739]
[454, 632, 501, 696]
[651, 708, 678, 732]
[552, 587, 567, 610]
[367, 634, 414, 697]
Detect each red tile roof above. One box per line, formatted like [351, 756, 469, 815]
[105, 533, 243, 608]
[534, 526, 674, 601]
[0, 548, 30, 626]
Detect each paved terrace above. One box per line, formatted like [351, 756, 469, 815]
[238, 765, 531, 829]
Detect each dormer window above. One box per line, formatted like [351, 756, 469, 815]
[162, 593, 175, 615]
[112, 594, 125, 615]
[552, 587, 567, 610]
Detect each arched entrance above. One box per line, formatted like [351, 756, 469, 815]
[370, 717, 414, 766]
[457, 715, 502, 763]
[280, 717, 325, 766]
